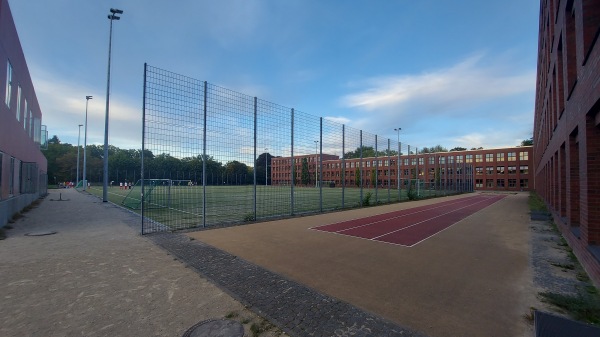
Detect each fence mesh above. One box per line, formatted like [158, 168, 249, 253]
[140, 64, 474, 233]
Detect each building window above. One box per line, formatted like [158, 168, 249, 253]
[520, 165, 529, 174]
[439, 156, 445, 164]
[520, 179, 529, 188]
[486, 179, 494, 188]
[508, 179, 517, 188]
[507, 152, 516, 161]
[448, 156, 455, 164]
[466, 154, 473, 163]
[428, 157, 434, 165]
[411, 158, 416, 165]
[476, 167, 483, 175]
[5, 60, 12, 107]
[475, 154, 482, 162]
[456, 155, 463, 163]
[475, 179, 483, 188]
[486, 166, 494, 175]
[508, 166, 516, 174]
[497, 153, 505, 161]
[16, 85, 21, 121]
[485, 153, 494, 162]
[403, 169, 409, 176]
[404, 159, 409, 166]
[519, 151, 529, 161]
[23, 99, 28, 130]
[418, 158, 424, 165]
[29, 110, 33, 138]
[496, 166, 505, 174]
[497, 179, 505, 188]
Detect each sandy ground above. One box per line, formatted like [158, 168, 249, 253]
[0, 189, 279, 337]
[189, 192, 537, 337]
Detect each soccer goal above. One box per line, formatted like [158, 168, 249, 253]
[122, 179, 173, 210]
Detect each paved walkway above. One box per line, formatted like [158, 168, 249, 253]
[0, 189, 278, 337]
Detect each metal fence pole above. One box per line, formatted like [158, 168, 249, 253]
[202, 81, 207, 228]
[319, 117, 323, 212]
[359, 130, 363, 206]
[375, 134, 378, 203]
[290, 108, 295, 215]
[387, 138, 391, 203]
[253, 97, 257, 220]
[141, 63, 147, 234]
[342, 124, 345, 208]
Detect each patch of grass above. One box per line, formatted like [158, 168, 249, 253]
[528, 191, 548, 212]
[363, 192, 372, 206]
[225, 311, 238, 319]
[577, 272, 591, 282]
[250, 319, 275, 337]
[243, 213, 256, 222]
[550, 262, 575, 270]
[539, 292, 600, 324]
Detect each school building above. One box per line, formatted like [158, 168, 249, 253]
[0, 0, 48, 228]
[533, 0, 600, 284]
[271, 146, 533, 192]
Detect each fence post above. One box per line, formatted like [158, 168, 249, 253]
[202, 81, 207, 228]
[375, 134, 378, 203]
[319, 117, 323, 212]
[387, 138, 390, 203]
[398, 141, 402, 201]
[290, 108, 295, 215]
[342, 124, 345, 208]
[141, 63, 147, 234]
[360, 130, 363, 206]
[253, 97, 257, 220]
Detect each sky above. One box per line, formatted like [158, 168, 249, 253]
[8, 0, 540, 152]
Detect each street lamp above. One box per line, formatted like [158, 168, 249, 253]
[265, 148, 268, 187]
[314, 140, 319, 188]
[394, 128, 401, 197]
[83, 95, 92, 191]
[77, 124, 83, 187]
[103, 8, 123, 202]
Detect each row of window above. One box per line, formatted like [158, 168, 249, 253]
[272, 151, 530, 171]
[5, 60, 41, 143]
[475, 179, 529, 189]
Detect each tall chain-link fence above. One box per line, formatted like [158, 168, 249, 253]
[136, 64, 473, 233]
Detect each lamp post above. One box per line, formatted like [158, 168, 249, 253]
[83, 96, 92, 191]
[77, 124, 82, 187]
[265, 148, 268, 186]
[103, 8, 123, 202]
[394, 128, 401, 197]
[314, 140, 319, 188]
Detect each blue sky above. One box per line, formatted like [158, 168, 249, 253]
[9, 0, 539, 151]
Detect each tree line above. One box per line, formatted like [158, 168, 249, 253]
[44, 136, 273, 186]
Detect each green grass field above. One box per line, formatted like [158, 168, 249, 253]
[85, 183, 460, 232]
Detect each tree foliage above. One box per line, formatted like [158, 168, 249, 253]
[344, 146, 398, 159]
[450, 147, 467, 151]
[301, 158, 310, 186]
[521, 137, 533, 146]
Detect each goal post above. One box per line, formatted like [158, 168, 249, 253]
[122, 179, 172, 210]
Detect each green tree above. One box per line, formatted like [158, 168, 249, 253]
[355, 169, 361, 187]
[301, 158, 310, 186]
[370, 169, 376, 187]
[450, 147, 467, 151]
[521, 137, 533, 146]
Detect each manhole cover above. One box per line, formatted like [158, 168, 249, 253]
[25, 231, 57, 236]
[182, 319, 244, 337]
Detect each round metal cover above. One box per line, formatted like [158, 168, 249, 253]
[182, 319, 244, 337]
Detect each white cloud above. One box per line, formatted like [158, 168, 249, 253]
[341, 53, 535, 115]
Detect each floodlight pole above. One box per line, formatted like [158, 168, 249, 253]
[265, 148, 268, 186]
[314, 140, 319, 187]
[76, 124, 82, 187]
[103, 8, 123, 202]
[83, 96, 92, 191]
[395, 128, 401, 197]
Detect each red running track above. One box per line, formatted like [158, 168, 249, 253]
[311, 194, 506, 247]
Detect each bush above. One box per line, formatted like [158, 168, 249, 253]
[363, 192, 372, 206]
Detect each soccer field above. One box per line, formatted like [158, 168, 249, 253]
[86, 184, 453, 232]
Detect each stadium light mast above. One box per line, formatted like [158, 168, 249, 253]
[265, 148, 268, 186]
[394, 128, 401, 194]
[103, 8, 123, 202]
[314, 140, 319, 188]
[77, 124, 83, 187]
[83, 95, 92, 191]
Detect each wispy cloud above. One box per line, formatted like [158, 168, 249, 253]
[341, 53, 535, 115]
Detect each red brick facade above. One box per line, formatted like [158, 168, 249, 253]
[271, 147, 532, 192]
[534, 0, 600, 285]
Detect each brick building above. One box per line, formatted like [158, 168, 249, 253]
[271, 146, 532, 192]
[533, 0, 600, 284]
[0, 0, 48, 228]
